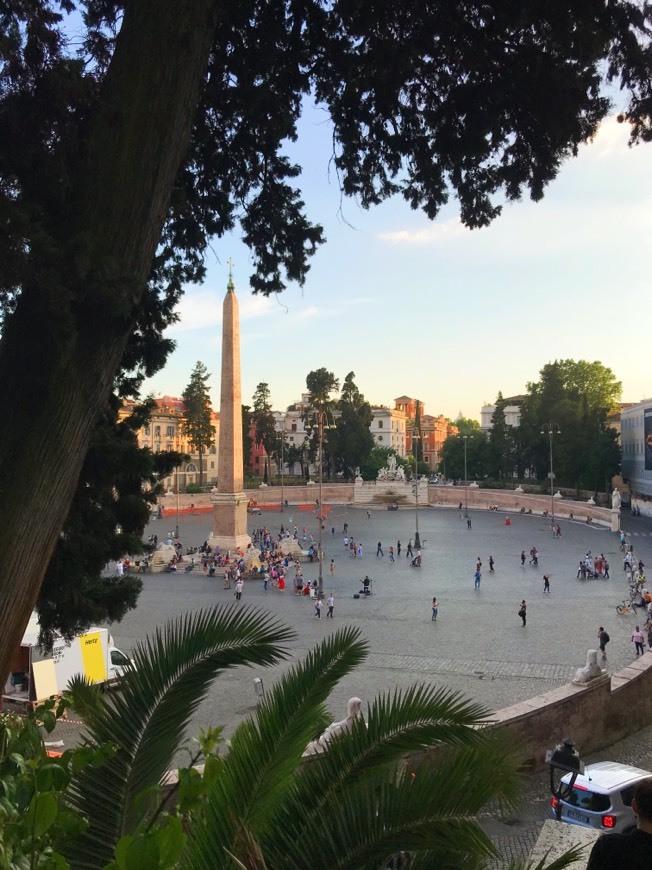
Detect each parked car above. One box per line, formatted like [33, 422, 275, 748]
[551, 761, 652, 832]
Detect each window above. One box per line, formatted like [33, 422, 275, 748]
[378, 420, 383, 429]
[166, 443, 172, 451]
[166, 425, 175, 437]
[210, 462, 214, 469]
[145, 425, 150, 436]
[210, 446, 216, 454]
[154, 425, 161, 437]
[291, 423, 297, 432]
[378, 435, 383, 442]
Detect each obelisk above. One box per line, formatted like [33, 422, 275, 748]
[208, 267, 251, 552]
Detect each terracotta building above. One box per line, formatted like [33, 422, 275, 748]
[395, 396, 457, 471]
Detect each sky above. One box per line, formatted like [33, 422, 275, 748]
[141, 103, 652, 421]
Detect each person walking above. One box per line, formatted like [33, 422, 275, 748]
[343, 522, 348, 534]
[329, 559, 335, 575]
[357, 543, 363, 558]
[543, 574, 550, 593]
[467, 516, 472, 530]
[489, 555, 495, 573]
[397, 540, 402, 557]
[235, 578, 244, 601]
[518, 600, 527, 626]
[645, 618, 652, 652]
[474, 568, 481, 590]
[388, 546, 395, 562]
[376, 541, 384, 557]
[598, 626, 610, 660]
[604, 558, 610, 579]
[406, 541, 413, 559]
[326, 592, 334, 618]
[521, 550, 526, 567]
[632, 625, 646, 656]
[314, 596, 323, 619]
[367, 509, 371, 519]
[431, 596, 439, 621]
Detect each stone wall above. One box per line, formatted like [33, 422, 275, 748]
[157, 484, 612, 527]
[484, 655, 652, 772]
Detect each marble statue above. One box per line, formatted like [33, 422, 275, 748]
[304, 697, 363, 755]
[387, 455, 397, 474]
[612, 488, 621, 511]
[572, 649, 604, 684]
[396, 464, 405, 481]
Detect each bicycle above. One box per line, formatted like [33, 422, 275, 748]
[616, 600, 634, 615]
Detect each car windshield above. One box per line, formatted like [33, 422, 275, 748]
[565, 787, 611, 813]
[111, 650, 130, 666]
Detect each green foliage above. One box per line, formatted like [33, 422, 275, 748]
[335, 372, 375, 479]
[181, 363, 215, 486]
[36, 399, 183, 649]
[487, 392, 516, 481]
[242, 405, 253, 473]
[61, 606, 295, 868]
[519, 360, 622, 491]
[0, 609, 581, 869]
[0, 698, 114, 869]
[251, 383, 278, 459]
[440, 430, 488, 482]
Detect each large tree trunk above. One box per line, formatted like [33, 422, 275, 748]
[0, 1, 218, 681]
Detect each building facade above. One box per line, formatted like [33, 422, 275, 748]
[370, 407, 407, 457]
[621, 400, 652, 498]
[395, 396, 457, 470]
[480, 396, 526, 430]
[120, 396, 220, 490]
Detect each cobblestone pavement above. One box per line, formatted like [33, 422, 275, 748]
[57, 503, 652, 863]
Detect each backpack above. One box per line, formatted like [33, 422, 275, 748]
[603, 632, 610, 644]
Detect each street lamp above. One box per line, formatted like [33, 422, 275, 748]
[541, 422, 561, 530]
[278, 427, 286, 512]
[413, 427, 422, 549]
[305, 409, 335, 597]
[463, 435, 468, 518]
[547, 738, 584, 822]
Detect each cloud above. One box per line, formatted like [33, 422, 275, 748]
[378, 217, 472, 245]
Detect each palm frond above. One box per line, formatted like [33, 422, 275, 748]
[260, 687, 522, 868]
[182, 626, 368, 869]
[61, 605, 294, 869]
[288, 684, 513, 813]
[500, 844, 587, 869]
[266, 774, 499, 870]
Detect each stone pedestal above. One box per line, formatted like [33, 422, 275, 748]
[207, 491, 251, 551]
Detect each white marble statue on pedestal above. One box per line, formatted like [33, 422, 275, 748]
[612, 488, 621, 511]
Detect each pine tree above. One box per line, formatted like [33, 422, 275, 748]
[181, 362, 215, 487]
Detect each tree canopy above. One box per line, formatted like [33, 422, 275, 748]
[1, 0, 651, 678]
[181, 361, 215, 486]
[335, 371, 375, 479]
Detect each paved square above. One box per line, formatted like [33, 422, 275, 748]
[110, 504, 652, 737]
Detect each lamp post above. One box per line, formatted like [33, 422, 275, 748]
[306, 410, 334, 597]
[413, 427, 422, 549]
[463, 435, 468, 517]
[546, 738, 584, 822]
[175, 467, 188, 539]
[541, 422, 561, 530]
[279, 427, 285, 512]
